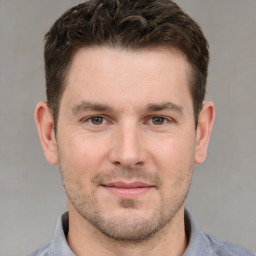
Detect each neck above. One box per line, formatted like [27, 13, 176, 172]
[67, 203, 188, 256]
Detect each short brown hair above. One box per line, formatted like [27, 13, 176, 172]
[44, 0, 209, 128]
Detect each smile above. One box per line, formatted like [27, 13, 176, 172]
[101, 181, 156, 199]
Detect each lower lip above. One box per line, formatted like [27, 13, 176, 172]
[102, 186, 153, 199]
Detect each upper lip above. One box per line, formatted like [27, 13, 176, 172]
[102, 181, 154, 188]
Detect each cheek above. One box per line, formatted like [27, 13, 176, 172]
[149, 135, 196, 173]
[58, 132, 109, 174]
[147, 135, 195, 198]
[152, 138, 194, 197]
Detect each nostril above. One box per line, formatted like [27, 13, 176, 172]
[113, 161, 144, 168]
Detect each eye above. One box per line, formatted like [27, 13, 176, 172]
[88, 116, 106, 125]
[150, 116, 167, 125]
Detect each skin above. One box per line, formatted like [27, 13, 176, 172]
[35, 47, 215, 256]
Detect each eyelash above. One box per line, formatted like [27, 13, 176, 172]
[81, 115, 173, 126]
[147, 116, 171, 125]
[82, 116, 109, 126]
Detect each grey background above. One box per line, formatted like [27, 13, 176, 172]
[0, 0, 255, 255]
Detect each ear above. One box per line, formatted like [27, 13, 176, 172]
[194, 101, 215, 164]
[34, 101, 58, 165]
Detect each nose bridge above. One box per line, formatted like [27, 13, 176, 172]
[110, 120, 146, 167]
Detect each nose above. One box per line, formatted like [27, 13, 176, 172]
[109, 122, 147, 168]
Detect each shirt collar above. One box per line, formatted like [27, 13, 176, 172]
[52, 211, 76, 256]
[183, 209, 213, 256]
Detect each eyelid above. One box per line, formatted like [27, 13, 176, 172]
[145, 115, 174, 125]
[81, 115, 109, 125]
[80, 114, 175, 125]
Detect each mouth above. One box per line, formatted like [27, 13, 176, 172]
[101, 181, 156, 199]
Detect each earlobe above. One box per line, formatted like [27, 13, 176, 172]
[194, 101, 215, 164]
[34, 101, 59, 165]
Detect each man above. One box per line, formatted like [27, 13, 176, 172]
[30, 0, 255, 255]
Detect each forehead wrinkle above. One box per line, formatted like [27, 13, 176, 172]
[106, 71, 158, 76]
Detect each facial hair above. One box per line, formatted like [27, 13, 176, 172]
[60, 166, 191, 243]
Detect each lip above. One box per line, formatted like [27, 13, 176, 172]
[101, 181, 155, 199]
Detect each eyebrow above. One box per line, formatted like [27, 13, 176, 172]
[146, 102, 184, 114]
[72, 101, 114, 115]
[72, 101, 184, 115]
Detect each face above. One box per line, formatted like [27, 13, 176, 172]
[38, 47, 213, 242]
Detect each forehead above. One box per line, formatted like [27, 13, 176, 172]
[62, 46, 193, 111]
[67, 46, 191, 79]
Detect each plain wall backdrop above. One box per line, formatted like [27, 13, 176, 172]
[0, 1, 255, 255]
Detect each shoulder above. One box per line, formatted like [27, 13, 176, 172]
[202, 233, 256, 256]
[27, 241, 53, 256]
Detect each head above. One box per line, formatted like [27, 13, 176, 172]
[35, 0, 215, 245]
[44, 0, 209, 129]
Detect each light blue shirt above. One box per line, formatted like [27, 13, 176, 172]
[28, 210, 256, 256]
